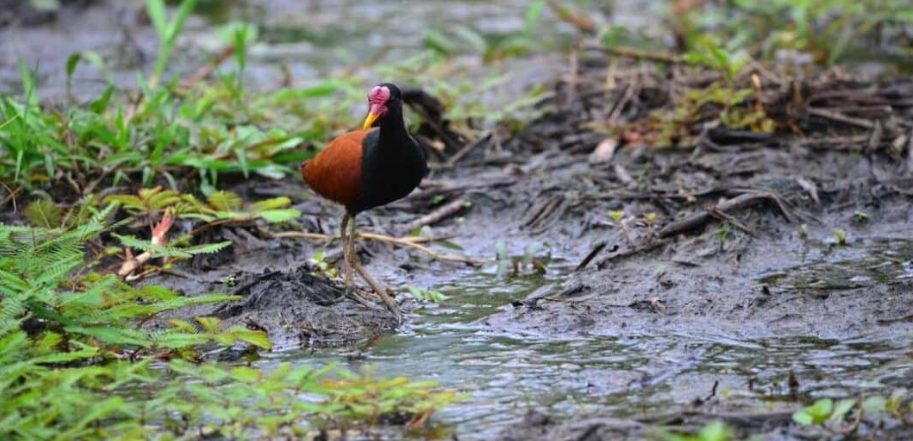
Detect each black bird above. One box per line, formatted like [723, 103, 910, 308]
[301, 83, 427, 321]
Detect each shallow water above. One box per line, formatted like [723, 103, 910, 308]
[258, 258, 912, 439]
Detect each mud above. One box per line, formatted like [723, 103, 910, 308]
[4, 2, 913, 439]
[138, 82, 913, 439]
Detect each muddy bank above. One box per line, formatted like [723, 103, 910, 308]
[143, 236, 400, 349]
[481, 145, 913, 340]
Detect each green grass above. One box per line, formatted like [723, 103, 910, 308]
[0, 212, 458, 440]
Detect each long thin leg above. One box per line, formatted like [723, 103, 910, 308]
[349, 215, 403, 324]
[340, 213, 353, 291]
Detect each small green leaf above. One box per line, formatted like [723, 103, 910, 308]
[698, 420, 732, 441]
[65, 53, 81, 82]
[196, 316, 223, 333]
[830, 399, 856, 422]
[862, 396, 887, 413]
[230, 366, 262, 383]
[258, 209, 300, 223]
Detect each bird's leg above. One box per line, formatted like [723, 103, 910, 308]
[349, 216, 403, 324]
[340, 213, 353, 292]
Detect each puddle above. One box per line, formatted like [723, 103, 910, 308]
[253, 265, 912, 439]
[759, 238, 913, 292]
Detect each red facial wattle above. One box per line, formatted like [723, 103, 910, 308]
[363, 86, 391, 129]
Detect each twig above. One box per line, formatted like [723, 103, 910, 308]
[808, 108, 876, 129]
[596, 240, 668, 269]
[270, 231, 488, 265]
[359, 232, 488, 266]
[659, 191, 794, 238]
[403, 198, 470, 232]
[0, 181, 21, 212]
[575, 240, 607, 271]
[445, 132, 492, 167]
[877, 312, 913, 324]
[708, 207, 758, 238]
[269, 230, 454, 245]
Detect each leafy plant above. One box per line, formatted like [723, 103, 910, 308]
[104, 187, 301, 225]
[793, 398, 855, 425]
[833, 228, 848, 246]
[147, 0, 199, 85]
[495, 242, 551, 278]
[609, 210, 635, 246]
[309, 251, 338, 278]
[407, 285, 449, 303]
[683, 44, 749, 86]
[0, 216, 457, 439]
[657, 420, 736, 441]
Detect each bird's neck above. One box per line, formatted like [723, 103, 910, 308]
[378, 105, 409, 145]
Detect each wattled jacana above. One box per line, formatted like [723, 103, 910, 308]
[301, 83, 427, 322]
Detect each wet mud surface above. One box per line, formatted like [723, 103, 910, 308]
[4, 2, 912, 439]
[147, 75, 913, 439]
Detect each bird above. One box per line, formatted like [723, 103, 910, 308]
[301, 83, 427, 322]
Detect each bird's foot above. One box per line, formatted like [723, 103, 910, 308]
[343, 284, 380, 310]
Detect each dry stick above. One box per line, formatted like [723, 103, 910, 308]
[596, 240, 668, 269]
[269, 230, 456, 245]
[0, 182, 21, 212]
[808, 108, 876, 129]
[445, 132, 492, 167]
[359, 232, 488, 266]
[270, 231, 487, 265]
[708, 207, 758, 238]
[659, 192, 781, 239]
[403, 197, 470, 232]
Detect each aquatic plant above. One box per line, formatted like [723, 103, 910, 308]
[407, 285, 449, 303]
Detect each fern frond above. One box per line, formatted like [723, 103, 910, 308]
[178, 241, 231, 256]
[206, 191, 243, 212]
[250, 197, 291, 211]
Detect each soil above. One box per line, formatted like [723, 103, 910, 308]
[131, 51, 913, 440]
[3, 5, 912, 438]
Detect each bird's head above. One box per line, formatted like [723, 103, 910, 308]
[363, 83, 402, 129]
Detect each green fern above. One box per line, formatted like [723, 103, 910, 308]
[113, 233, 231, 259]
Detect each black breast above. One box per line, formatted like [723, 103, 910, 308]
[351, 129, 427, 214]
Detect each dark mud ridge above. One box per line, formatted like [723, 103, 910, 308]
[149, 259, 399, 350]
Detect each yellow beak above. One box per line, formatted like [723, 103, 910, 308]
[362, 111, 381, 130]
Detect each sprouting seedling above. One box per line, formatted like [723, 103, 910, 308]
[609, 210, 634, 247]
[792, 398, 856, 427]
[718, 223, 730, 251]
[643, 212, 658, 242]
[309, 251, 337, 278]
[853, 211, 869, 224]
[833, 228, 847, 246]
